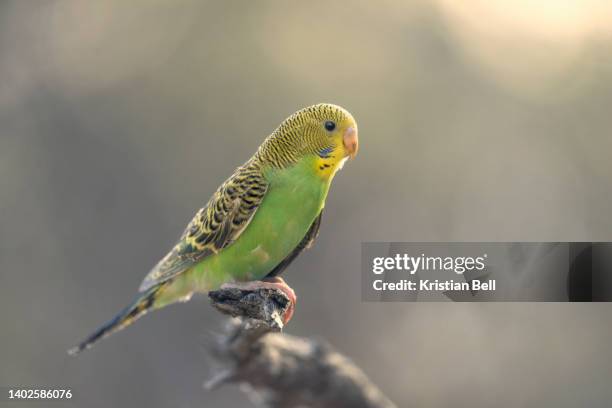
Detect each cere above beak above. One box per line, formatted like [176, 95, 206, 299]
[343, 126, 359, 159]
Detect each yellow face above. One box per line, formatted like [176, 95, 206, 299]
[262, 103, 359, 177]
[300, 103, 359, 179]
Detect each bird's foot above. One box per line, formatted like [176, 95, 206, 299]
[221, 277, 296, 324]
[260, 277, 296, 324]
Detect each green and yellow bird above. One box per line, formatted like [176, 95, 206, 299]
[69, 103, 358, 354]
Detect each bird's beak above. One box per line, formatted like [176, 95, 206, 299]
[343, 126, 358, 159]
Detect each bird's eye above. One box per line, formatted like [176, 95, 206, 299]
[324, 121, 336, 132]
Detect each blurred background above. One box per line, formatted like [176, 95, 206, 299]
[2, 1, 612, 407]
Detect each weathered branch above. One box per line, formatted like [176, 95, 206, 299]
[207, 285, 397, 408]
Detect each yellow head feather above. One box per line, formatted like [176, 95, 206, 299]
[257, 103, 358, 178]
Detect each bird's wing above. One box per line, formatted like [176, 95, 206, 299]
[139, 164, 268, 292]
[264, 210, 323, 279]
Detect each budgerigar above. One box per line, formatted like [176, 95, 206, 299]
[69, 103, 358, 354]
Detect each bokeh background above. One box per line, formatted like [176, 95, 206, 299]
[2, 1, 612, 407]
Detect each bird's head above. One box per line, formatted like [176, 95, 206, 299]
[259, 103, 358, 178]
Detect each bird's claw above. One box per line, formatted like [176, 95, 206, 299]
[221, 277, 296, 325]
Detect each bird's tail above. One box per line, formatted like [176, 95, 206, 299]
[68, 282, 170, 355]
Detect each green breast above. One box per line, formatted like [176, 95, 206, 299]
[192, 157, 329, 291]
